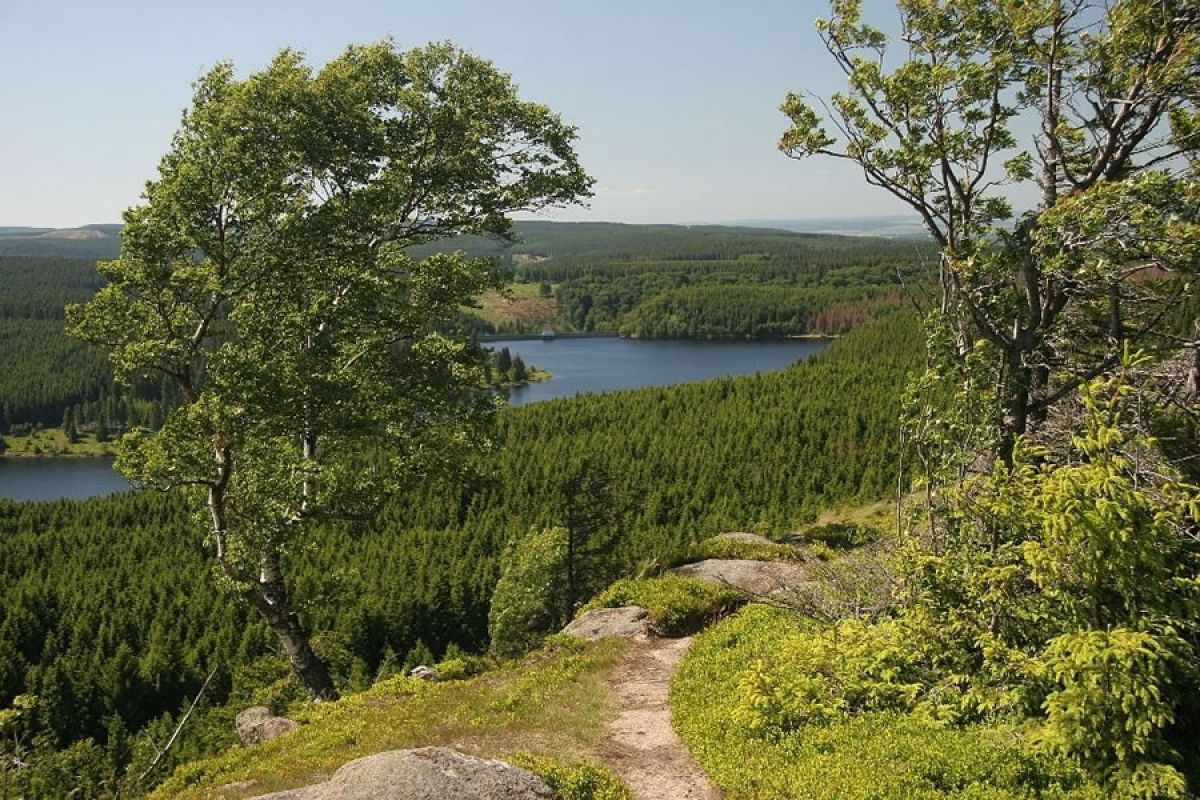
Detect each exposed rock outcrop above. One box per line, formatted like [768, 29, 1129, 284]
[249, 747, 554, 800]
[670, 558, 808, 598]
[235, 706, 300, 746]
[561, 605, 653, 641]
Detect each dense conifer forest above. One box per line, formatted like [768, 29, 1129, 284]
[0, 312, 920, 793]
[0, 225, 930, 433]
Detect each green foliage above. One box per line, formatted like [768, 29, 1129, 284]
[672, 606, 1106, 800]
[733, 617, 925, 736]
[508, 753, 631, 800]
[1038, 627, 1188, 797]
[579, 576, 745, 637]
[896, 365, 1200, 788]
[488, 527, 571, 659]
[785, 0, 1200, 462]
[66, 38, 591, 701]
[794, 521, 880, 550]
[149, 636, 625, 799]
[0, 314, 921, 789]
[682, 536, 802, 564]
[619, 285, 904, 339]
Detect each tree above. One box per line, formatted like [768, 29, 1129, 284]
[68, 40, 591, 701]
[62, 408, 79, 444]
[488, 526, 571, 659]
[782, 0, 1200, 464]
[547, 457, 630, 612]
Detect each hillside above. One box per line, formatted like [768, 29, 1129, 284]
[0, 221, 931, 431]
[0, 314, 922, 797]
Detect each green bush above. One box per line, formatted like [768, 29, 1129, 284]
[671, 606, 1107, 799]
[733, 617, 925, 736]
[793, 521, 879, 550]
[579, 575, 745, 636]
[432, 653, 496, 682]
[489, 527, 570, 659]
[682, 535, 803, 564]
[509, 753, 631, 800]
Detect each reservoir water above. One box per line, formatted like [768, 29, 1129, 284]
[0, 337, 829, 501]
[0, 457, 130, 502]
[499, 336, 828, 406]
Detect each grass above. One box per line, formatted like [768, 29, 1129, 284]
[470, 282, 558, 329]
[1, 428, 115, 457]
[152, 637, 629, 799]
[579, 575, 746, 637]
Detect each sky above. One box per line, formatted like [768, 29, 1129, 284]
[0, 0, 929, 228]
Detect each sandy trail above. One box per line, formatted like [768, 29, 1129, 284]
[599, 636, 722, 800]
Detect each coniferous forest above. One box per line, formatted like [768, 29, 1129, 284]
[1, 3, 1198, 799]
[0, 313, 920, 793]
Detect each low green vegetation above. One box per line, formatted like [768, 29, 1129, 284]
[579, 576, 745, 636]
[508, 753, 630, 800]
[672, 605, 1106, 800]
[1, 427, 115, 457]
[681, 535, 803, 564]
[673, 368, 1200, 799]
[150, 637, 628, 799]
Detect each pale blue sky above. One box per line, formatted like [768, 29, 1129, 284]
[0, 0, 922, 227]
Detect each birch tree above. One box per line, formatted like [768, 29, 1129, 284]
[69, 40, 591, 700]
[782, 0, 1200, 463]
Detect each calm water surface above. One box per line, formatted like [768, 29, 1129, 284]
[1, 337, 829, 501]
[0, 458, 130, 502]
[500, 336, 828, 406]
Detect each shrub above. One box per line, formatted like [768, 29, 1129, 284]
[793, 521, 879, 550]
[733, 617, 925, 737]
[509, 753, 631, 800]
[432, 653, 495, 682]
[671, 606, 1107, 800]
[489, 527, 570, 659]
[682, 535, 803, 564]
[1037, 627, 1189, 798]
[579, 575, 745, 636]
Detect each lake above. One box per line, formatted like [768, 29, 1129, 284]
[0, 337, 829, 501]
[498, 336, 829, 406]
[0, 457, 130, 502]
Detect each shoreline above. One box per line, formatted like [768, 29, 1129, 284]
[482, 331, 839, 343]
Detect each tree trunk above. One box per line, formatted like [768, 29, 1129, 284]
[246, 551, 340, 702]
[999, 346, 1031, 467]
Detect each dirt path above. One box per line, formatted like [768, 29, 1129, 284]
[599, 636, 722, 800]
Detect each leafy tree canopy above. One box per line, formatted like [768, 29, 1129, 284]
[68, 39, 592, 700]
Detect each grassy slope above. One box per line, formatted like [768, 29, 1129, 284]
[154, 638, 628, 799]
[472, 282, 559, 330]
[1, 428, 115, 457]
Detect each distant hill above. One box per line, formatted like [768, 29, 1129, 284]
[0, 218, 931, 261]
[730, 215, 930, 239]
[0, 225, 122, 258]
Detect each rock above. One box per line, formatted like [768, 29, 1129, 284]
[409, 665, 439, 680]
[217, 779, 259, 794]
[249, 747, 554, 800]
[235, 706, 300, 746]
[561, 606, 653, 641]
[670, 558, 808, 597]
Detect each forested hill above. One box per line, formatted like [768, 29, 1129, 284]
[0, 312, 921, 795]
[0, 223, 932, 430]
[0, 219, 932, 263]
